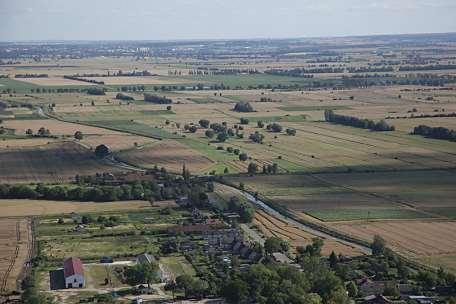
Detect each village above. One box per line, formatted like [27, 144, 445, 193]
[23, 170, 450, 304]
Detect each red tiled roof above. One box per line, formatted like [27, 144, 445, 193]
[63, 257, 84, 277]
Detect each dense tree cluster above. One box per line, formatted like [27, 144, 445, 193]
[286, 128, 297, 136]
[144, 93, 172, 104]
[249, 131, 264, 143]
[115, 93, 134, 101]
[233, 101, 254, 113]
[227, 196, 255, 222]
[262, 163, 278, 174]
[221, 261, 349, 304]
[86, 87, 106, 95]
[324, 110, 395, 131]
[199, 119, 210, 128]
[94, 144, 110, 158]
[266, 123, 283, 133]
[264, 237, 289, 254]
[412, 125, 456, 142]
[239, 118, 249, 125]
[165, 274, 209, 299]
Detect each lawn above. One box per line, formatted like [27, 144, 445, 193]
[160, 256, 196, 279]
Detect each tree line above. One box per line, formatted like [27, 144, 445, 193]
[64, 75, 105, 85]
[412, 125, 456, 142]
[15, 73, 48, 78]
[324, 110, 395, 131]
[0, 177, 211, 204]
[144, 93, 172, 104]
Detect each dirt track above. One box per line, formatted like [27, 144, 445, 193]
[0, 218, 32, 294]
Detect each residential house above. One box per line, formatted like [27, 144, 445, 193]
[362, 295, 393, 304]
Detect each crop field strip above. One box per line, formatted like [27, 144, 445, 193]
[253, 210, 364, 256]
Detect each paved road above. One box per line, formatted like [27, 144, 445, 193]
[223, 184, 372, 255]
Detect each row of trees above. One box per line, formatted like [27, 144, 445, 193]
[119, 85, 146, 92]
[324, 110, 395, 131]
[15, 73, 48, 78]
[0, 177, 210, 204]
[144, 93, 172, 104]
[86, 87, 106, 95]
[412, 125, 456, 142]
[64, 75, 105, 85]
[26, 127, 52, 137]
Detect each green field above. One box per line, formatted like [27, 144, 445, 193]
[183, 74, 322, 88]
[88, 120, 181, 139]
[278, 105, 351, 111]
[227, 170, 456, 221]
[304, 208, 431, 222]
[246, 114, 307, 123]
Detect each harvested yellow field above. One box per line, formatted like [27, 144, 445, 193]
[3, 119, 121, 136]
[80, 134, 156, 151]
[0, 141, 122, 183]
[14, 77, 95, 86]
[0, 200, 157, 217]
[80, 76, 187, 85]
[0, 138, 57, 149]
[253, 210, 365, 257]
[330, 220, 456, 271]
[118, 139, 214, 173]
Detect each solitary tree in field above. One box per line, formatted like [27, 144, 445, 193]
[74, 131, 83, 140]
[95, 144, 110, 158]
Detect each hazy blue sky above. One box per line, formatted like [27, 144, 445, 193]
[1, 0, 456, 41]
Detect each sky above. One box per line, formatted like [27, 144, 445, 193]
[1, 0, 456, 41]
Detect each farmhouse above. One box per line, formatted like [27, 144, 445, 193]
[63, 257, 84, 288]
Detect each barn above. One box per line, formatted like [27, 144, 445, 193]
[63, 257, 84, 288]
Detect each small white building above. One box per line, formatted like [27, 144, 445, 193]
[63, 257, 84, 288]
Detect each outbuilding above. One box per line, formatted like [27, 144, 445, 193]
[63, 257, 84, 288]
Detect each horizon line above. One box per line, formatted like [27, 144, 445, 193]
[1, 31, 456, 44]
